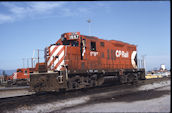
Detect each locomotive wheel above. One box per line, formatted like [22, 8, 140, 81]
[119, 74, 127, 84]
[140, 73, 146, 80]
[96, 76, 104, 86]
[127, 73, 134, 83]
[90, 79, 96, 87]
[133, 73, 138, 84]
[67, 76, 81, 90]
[127, 73, 138, 84]
[90, 74, 97, 87]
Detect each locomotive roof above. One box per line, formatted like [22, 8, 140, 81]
[81, 34, 136, 47]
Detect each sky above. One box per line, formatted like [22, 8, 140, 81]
[0, 1, 170, 71]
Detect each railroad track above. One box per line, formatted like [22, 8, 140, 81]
[0, 86, 29, 91]
[0, 86, 33, 99]
[0, 77, 170, 113]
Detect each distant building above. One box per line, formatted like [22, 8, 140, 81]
[0, 75, 9, 84]
[0, 75, 4, 84]
[160, 64, 166, 71]
[147, 64, 169, 75]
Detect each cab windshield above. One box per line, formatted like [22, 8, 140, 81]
[62, 39, 79, 47]
[17, 69, 22, 72]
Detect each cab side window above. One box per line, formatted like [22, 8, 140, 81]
[100, 42, 104, 47]
[71, 41, 79, 47]
[90, 41, 96, 51]
[17, 69, 22, 72]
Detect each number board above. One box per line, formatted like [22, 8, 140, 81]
[69, 32, 80, 39]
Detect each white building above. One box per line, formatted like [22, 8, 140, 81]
[160, 64, 166, 70]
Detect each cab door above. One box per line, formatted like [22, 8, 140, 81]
[80, 38, 86, 60]
[80, 37, 87, 71]
[89, 41, 100, 70]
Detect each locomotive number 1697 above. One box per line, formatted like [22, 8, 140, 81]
[69, 32, 79, 39]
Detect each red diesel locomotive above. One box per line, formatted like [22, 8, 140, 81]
[30, 32, 145, 92]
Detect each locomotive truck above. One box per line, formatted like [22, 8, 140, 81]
[30, 32, 145, 92]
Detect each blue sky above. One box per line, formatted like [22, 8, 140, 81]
[0, 1, 170, 71]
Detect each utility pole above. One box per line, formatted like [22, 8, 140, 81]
[27, 58, 29, 68]
[22, 58, 25, 68]
[31, 58, 33, 68]
[87, 19, 91, 36]
[37, 49, 44, 68]
[142, 55, 146, 73]
[37, 49, 40, 70]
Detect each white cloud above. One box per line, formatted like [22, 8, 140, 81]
[30, 2, 65, 13]
[2, 2, 65, 14]
[0, 2, 66, 24]
[0, 14, 14, 24]
[0, 2, 112, 24]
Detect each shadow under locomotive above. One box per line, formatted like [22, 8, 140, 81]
[0, 77, 170, 113]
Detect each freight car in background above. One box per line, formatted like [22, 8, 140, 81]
[6, 68, 34, 86]
[7, 63, 46, 86]
[30, 32, 145, 92]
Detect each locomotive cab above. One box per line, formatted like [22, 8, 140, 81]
[56, 32, 81, 47]
[59, 32, 86, 60]
[60, 32, 80, 47]
[45, 32, 87, 72]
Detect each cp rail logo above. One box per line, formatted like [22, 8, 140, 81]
[115, 50, 129, 58]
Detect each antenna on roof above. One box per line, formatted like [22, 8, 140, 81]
[87, 19, 91, 36]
